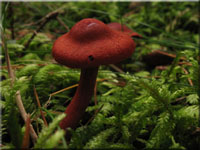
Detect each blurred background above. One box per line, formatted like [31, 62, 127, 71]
[1, 1, 199, 149]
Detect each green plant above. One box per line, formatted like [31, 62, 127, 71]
[1, 1, 199, 149]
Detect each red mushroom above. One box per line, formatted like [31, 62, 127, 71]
[52, 18, 136, 134]
[107, 22, 142, 38]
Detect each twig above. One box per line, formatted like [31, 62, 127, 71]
[156, 66, 168, 70]
[50, 84, 78, 97]
[19, 5, 66, 29]
[44, 78, 107, 110]
[22, 114, 31, 149]
[2, 26, 38, 144]
[46, 78, 108, 104]
[34, 86, 48, 127]
[16, 91, 38, 143]
[85, 104, 104, 126]
[171, 96, 187, 105]
[153, 50, 186, 60]
[32, 110, 62, 122]
[182, 67, 193, 86]
[24, 10, 59, 50]
[145, 76, 161, 79]
[44, 84, 79, 108]
[109, 64, 125, 73]
[15, 91, 28, 121]
[178, 62, 192, 66]
[1, 30, 15, 85]
[192, 127, 200, 135]
[175, 96, 187, 102]
[0, 64, 47, 70]
[56, 16, 69, 32]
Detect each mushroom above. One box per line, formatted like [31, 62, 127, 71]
[107, 22, 142, 38]
[52, 18, 136, 133]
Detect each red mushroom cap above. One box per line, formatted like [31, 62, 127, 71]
[107, 22, 142, 38]
[52, 18, 135, 68]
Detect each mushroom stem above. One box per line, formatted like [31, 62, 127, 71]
[60, 67, 99, 130]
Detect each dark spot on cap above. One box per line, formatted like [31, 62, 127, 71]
[88, 55, 94, 61]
